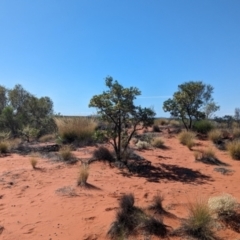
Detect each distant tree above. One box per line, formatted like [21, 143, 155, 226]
[234, 108, 240, 125]
[0, 84, 56, 138]
[163, 81, 218, 130]
[89, 76, 155, 162]
[204, 102, 220, 119]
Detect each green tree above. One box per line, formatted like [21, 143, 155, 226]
[89, 76, 155, 162]
[163, 81, 218, 130]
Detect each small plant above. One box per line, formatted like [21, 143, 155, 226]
[30, 157, 38, 169]
[208, 129, 222, 143]
[77, 164, 89, 186]
[201, 148, 216, 159]
[92, 146, 114, 162]
[136, 140, 151, 150]
[59, 145, 74, 161]
[227, 140, 240, 160]
[193, 151, 201, 160]
[208, 193, 238, 218]
[0, 141, 9, 154]
[182, 198, 215, 240]
[151, 138, 165, 148]
[178, 131, 195, 149]
[193, 120, 214, 134]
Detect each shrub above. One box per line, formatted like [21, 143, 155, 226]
[38, 134, 56, 142]
[178, 131, 195, 149]
[59, 145, 74, 161]
[0, 141, 9, 154]
[208, 129, 222, 143]
[182, 198, 215, 240]
[193, 120, 214, 134]
[55, 117, 97, 144]
[227, 140, 240, 160]
[154, 118, 168, 126]
[0, 131, 11, 140]
[92, 146, 114, 162]
[151, 138, 164, 148]
[136, 140, 151, 150]
[208, 194, 238, 217]
[77, 164, 89, 186]
[232, 127, 240, 139]
[201, 148, 216, 159]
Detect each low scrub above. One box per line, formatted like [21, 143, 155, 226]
[55, 117, 97, 145]
[193, 120, 214, 134]
[136, 140, 151, 150]
[92, 146, 114, 162]
[232, 127, 240, 139]
[151, 138, 165, 148]
[208, 129, 222, 143]
[59, 145, 74, 161]
[38, 134, 56, 142]
[154, 118, 168, 126]
[181, 198, 215, 240]
[0, 141, 9, 154]
[178, 131, 195, 149]
[208, 193, 238, 218]
[227, 140, 240, 160]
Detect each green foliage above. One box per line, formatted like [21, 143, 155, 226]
[0, 84, 56, 137]
[163, 81, 219, 130]
[89, 76, 155, 162]
[193, 120, 214, 134]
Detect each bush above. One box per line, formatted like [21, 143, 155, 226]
[151, 138, 165, 148]
[178, 131, 195, 149]
[227, 140, 240, 160]
[0, 141, 9, 154]
[92, 146, 114, 162]
[182, 198, 215, 240]
[152, 125, 161, 132]
[55, 117, 97, 144]
[193, 120, 214, 134]
[136, 140, 151, 150]
[208, 194, 238, 217]
[208, 129, 222, 143]
[77, 164, 89, 186]
[59, 145, 74, 161]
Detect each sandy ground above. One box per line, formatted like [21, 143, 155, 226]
[0, 130, 240, 240]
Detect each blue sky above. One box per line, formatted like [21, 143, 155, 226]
[0, 0, 239, 117]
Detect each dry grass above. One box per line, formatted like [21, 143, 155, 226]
[30, 157, 38, 169]
[226, 140, 240, 160]
[59, 145, 74, 161]
[208, 193, 238, 217]
[154, 118, 168, 126]
[201, 148, 216, 159]
[136, 140, 151, 150]
[54, 117, 97, 144]
[151, 137, 165, 148]
[232, 127, 240, 139]
[0, 141, 9, 154]
[178, 131, 195, 149]
[208, 129, 222, 143]
[38, 134, 56, 142]
[77, 164, 89, 186]
[182, 198, 215, 240]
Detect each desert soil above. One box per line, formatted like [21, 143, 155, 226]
[0, 130, 240, 240]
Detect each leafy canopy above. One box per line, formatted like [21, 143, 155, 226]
[89, 76, 155, 161]
[163, 81, 219, 130]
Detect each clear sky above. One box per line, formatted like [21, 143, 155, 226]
[0, 0, 239, 117]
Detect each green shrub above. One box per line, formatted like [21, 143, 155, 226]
[55, 117, 97, 144]
[151, 138, 165, 148]
[178, 131, 195, 149]
[208, 129, 222, 143]
[227, 140, 240, 160]
[193, 120, 214, 134]
[182, 198, 215, 240]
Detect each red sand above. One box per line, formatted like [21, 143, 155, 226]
[1, 132, 240, 239]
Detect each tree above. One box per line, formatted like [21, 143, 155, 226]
[234, 108, 240, 125]
[89, 76, 155, 162]
[0, 84, 56, 138]
[163, 81, 218, 130]
[204, 102, 220, 119]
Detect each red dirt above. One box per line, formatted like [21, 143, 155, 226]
[1, 131, 240, 240]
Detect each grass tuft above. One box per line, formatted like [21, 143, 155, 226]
[77, 164, 89, 187]
[178, 131, 195, 150]
[151, 138, 165, 148]
[30, 157, 38, 169]
[227, 140, 240, 160]
[208, 129, 222, 143]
